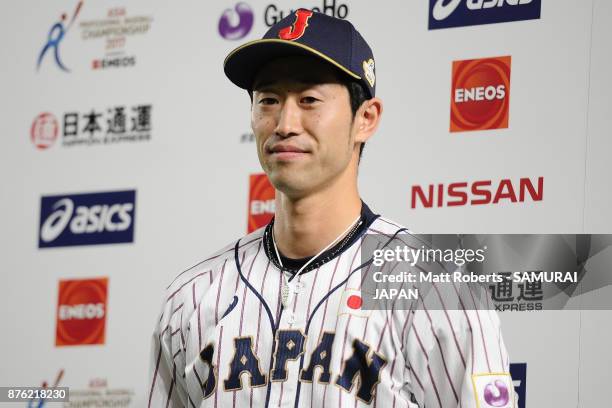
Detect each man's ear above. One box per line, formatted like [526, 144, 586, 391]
[353, 97, 383, 144]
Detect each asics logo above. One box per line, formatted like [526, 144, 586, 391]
[432, 0, 534, 21]
[40, 198, 134, 243]
[39, 190, 136, 248]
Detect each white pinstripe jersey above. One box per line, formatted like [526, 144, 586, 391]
[148, 213, 514, 408]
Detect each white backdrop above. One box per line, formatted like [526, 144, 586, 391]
[0, 1, 610, 407]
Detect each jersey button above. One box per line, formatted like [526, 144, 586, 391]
[286, 313, 296, 325]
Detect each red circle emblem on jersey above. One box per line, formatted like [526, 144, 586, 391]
[31, 112, 59, 150]
[347, 295, 362, 310]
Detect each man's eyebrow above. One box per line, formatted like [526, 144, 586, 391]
[252, 78, 328, 92]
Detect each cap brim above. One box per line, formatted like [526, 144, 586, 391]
[223, 39, 361, 91]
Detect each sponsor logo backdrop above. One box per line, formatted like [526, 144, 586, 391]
[0, 0, 610, 406]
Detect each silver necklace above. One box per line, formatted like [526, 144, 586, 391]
[272, 215, 362, 309]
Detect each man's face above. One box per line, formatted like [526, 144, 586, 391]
[251, 56, 358, 199]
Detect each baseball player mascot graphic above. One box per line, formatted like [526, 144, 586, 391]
[149, 10, 515, 408]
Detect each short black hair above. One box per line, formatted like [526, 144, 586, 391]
[344, 79, 370, 160]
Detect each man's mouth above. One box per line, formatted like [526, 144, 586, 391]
[267, 144, 310, 160]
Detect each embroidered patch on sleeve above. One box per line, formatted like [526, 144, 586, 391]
[471, 373, 515, 408]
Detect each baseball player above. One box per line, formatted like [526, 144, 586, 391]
[149, 10, 514, 408]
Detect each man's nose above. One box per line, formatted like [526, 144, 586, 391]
[274, 98, 302, 138]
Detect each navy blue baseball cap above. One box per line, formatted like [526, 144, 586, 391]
[224, 9, 376, 98]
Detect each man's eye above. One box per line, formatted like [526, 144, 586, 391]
[301, 96, 319, 104]
[258, 97, 277, 105]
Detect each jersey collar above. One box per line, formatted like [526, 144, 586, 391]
[262, 201, 379, 276]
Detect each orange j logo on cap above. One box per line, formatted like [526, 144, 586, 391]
[278, 9, 314, 41]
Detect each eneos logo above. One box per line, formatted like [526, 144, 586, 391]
[56, 278, 108, 346]
[248, 174, 275, 233]
[451, 56, 511, 132]
[429, 0, 541, 30]
[219, 2, 254, 40]
[31, 112, 59, 149]
[39, 190, 136, 248]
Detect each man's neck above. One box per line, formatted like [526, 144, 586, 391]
[272, 184, 362, 259]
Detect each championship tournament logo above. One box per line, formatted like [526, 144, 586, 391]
[37, 1, 83, 72]
[450, 56, 511, 133]
[248, 173, 275, 233]
[56, 277, 108, 346]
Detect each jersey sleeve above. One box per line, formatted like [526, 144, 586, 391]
[403, 281, 514, 408]
[148, 286, 189, 408]
[147, 260, 222, 408]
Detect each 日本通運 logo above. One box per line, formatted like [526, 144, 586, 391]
[31, 112, 59, 149]
[30, 104, 152, 149]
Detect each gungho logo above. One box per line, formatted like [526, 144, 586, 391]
[248, 174, 275, 233]
[39, 190, 136, 248]
[429, 0, 541, 30]
[451, 56, 511, 132]
[56, 278, 108, 346]
[264, 0, 348, 27]
[219, 3, 254, 40]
